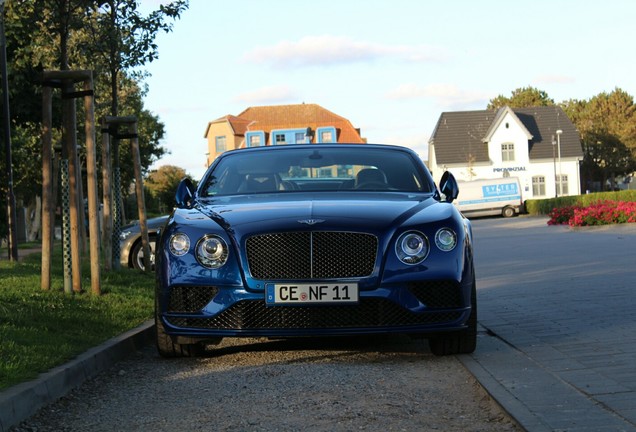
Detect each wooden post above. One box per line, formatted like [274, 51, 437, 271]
[41, 86, 53, 291]
[84, 75, 101, 295]
[130, 121, 151, 271]
[42, 70, 95, 294]
[62, 82, 82, 293]
[101, 118, 113, 271]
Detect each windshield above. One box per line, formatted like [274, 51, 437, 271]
[200, 147, 434, 197]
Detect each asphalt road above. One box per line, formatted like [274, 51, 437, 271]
[464, 216, 636, 431]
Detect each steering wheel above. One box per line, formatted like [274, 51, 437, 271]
[355, 181, 389, 190]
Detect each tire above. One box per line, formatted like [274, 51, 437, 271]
[155, 311, 203, 358]
[429, 279, 477, 356]
[131, 236, 156, 271]
[502, 206, 515, 218]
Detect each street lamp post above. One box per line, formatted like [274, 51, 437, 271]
[0, 0, 18, 261]
[552, 135, 558, 198]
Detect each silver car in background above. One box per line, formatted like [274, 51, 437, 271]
[119, 215, 169, 270]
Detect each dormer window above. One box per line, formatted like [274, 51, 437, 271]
[317, 127, 337, 143]
[501, 143, 515, 162]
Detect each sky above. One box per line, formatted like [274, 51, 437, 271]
[139, 0, 636, 180]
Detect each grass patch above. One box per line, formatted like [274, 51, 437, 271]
[0, 247, 154, 390]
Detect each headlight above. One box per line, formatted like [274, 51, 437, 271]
[169, 233, 190, 256]
[435, 228, 457, 252]
[396, 231, 429, 265]
[196, 235, 228, 269]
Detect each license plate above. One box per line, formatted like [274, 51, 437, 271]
[266, 283, 359, 305]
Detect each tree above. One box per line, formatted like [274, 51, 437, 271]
[85, 0, 188, 117]
[145, 165, 189, 214]
[0, 0, 188, 240]
[562, 88, 636, 190]
[488, 86, 555, 110]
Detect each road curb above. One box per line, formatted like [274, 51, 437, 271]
[0, 320, 155, 432]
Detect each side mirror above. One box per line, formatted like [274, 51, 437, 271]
[175, 178, 196, 209]
[439, 171, 459, 203]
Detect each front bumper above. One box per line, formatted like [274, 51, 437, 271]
[157, 279, 473, 339]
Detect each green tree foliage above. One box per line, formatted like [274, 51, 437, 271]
[562, 88, 636, 190]
[145, 165, 189, 214]
[0, 0, 188, 241]
[84, 0, 187, 115]
[487, 86, 555, 110]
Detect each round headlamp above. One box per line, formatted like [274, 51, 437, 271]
[169, 233, 190, 256]
[196, 235, 229, 269]
[435, 228, 457, 252]
[396, 231, 429, 265]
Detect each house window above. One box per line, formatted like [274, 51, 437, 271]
[215, 136, 226, 153]
[501, 143, 515, 162]
[317, 127, 337, 143]
[557, 174, 568, 195]
[249, 135, 260, 147]
[275, 133, 286, 145]
[246, 131, 265, 147]
[295, 132, 307, 143]
[532, 176, 545, 196]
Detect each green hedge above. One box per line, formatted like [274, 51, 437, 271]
[525, 190, 636, 215]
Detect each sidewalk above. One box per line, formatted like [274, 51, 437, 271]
[462, 217, 636, 432]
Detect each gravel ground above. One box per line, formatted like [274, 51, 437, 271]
[12, 335, 520, 431]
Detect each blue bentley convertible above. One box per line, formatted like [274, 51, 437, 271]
[155, 144, 476, 357]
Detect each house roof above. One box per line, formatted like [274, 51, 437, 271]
[203, 115, 253, 138]
[237, 103, 365, 143]
[429, 105, 583, 165]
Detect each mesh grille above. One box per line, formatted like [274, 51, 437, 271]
[407, 281, 463, 309]
[168, 286, 219, 313]
[166, 299, 461, 330]
[246, 231, 377, 280]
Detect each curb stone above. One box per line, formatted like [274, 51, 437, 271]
[0, 320, 154, 432]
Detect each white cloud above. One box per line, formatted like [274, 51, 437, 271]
[233, 85, 299, 104]
[243, 35, 447, 68]
[386, 83, 489, 109]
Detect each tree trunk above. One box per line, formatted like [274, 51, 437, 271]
[27, 196, 42, 242]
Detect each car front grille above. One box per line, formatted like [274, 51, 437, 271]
[168, 286, 219, 313]
[407, 281, 463, 309]
[165, 299, 462, 330]
[246, 231, 378, 280]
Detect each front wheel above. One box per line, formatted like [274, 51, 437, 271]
[429, 280, 477, 356]
[131, 236, 156, 270]
[502, 206, 516, 218]
[155, 312, 203, 358]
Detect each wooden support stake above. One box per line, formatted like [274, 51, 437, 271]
[101, 118, 113, 271]
[130, 122, 151, 271]
[62, 82, 82, 293]
[84, 75, 101, 295]
[41, 86, 53, 291]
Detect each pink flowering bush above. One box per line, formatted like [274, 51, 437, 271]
[548, 200, 636, 226]
[547, 205, 581, 225]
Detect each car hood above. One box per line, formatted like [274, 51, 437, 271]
[191, 192, 444, 234]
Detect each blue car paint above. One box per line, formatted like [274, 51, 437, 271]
[155, 144, 475, 348]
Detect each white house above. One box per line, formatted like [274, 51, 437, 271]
[428, 106, 584, 200]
